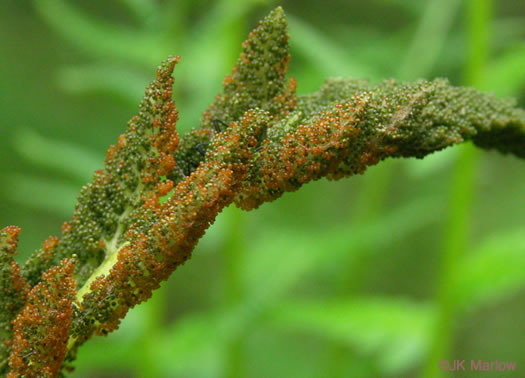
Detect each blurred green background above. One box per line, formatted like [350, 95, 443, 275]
[1, 0, 525, 377]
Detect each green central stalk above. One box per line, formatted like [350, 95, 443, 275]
[75, 241, 130, 302]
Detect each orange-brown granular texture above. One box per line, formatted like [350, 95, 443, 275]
[8, 258, 76, 378]
[69, 109, 264, 343]
[234, 99, 369, 210]
[74, 161, 238, 339]
[22, 56, 182, 290]
[1, 227, 28, 298]
[1, 226, 30, 376]
[1, 226, 21, 254]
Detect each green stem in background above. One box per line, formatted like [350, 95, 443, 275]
[326, 163, 397, 376]
[341, 162, 396, 293]
[424, 143, 478, 378]
[424, 0, 490, 376]
[464, 0, 491, 86]
[341, 0, 463, 294]
[222, 206, 247, 378]
[220, 9, 250, 377]
[223, 206, 246, 307]
[137, 282, 167, 377]
[331, 0, 464, 372]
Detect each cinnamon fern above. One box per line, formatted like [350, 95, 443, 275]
[1, 7, 524, 376]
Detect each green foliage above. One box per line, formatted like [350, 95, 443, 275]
[485, 43, 525, 96]
[268, 298, 434, 374]
[454, 228, 525, 312]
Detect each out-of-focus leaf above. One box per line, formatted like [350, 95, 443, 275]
[57, 64, 149, 104]
[454, 227, 525, 312]
[484, 44, 525, 97]
[243, 198, 442, 302]
[2, 173, 78, 216]
[33, 0, 166, 66]
[397, 0, 462, 80]
[114, 0, 161, 26]
[12, 129, 100, 182]
[157, 313, 225, 376]
[492, 18, 525, 52]
[244, 325, 379, 378]
[287, 15, 379, 80]
[72, 337, 139, 374]
[267, 297, 435, 374]
[377, 0, 426, 15]
[338, 27, 406, 79]
[152, 306, 258, 377]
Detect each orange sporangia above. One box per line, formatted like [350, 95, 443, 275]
[1, 225, 29, 323]
[8, 258, 76, 378]
[68, 107, 265, 344]
[61, 222, 72, 233]
[1, 226, 21, 252]
[41, 236, 60, 260]
[157, 179, 174, 197]
[117, 134, 126, 148]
